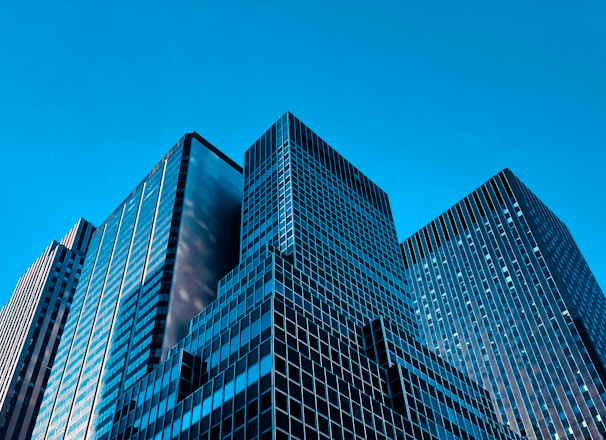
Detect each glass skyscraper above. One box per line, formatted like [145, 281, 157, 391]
[32, 133, 243, 440]
[0, 219, 94, 440]
[401, 169, 606, 439]
[107, 113, 518, 440]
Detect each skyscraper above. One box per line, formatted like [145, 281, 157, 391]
[0, 219, 94, 440]
[108, 113, 518, 440]
[32, 133, 243, 440]
[401, 169, 606, 439]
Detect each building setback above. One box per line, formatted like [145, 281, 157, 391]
[0, 219, 94, 440]
[401, 169, 606, 439]
[32, 133, 243, 440]
[108, 113, 519, 440]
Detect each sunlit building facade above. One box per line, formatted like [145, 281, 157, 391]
[108, 113, 518, 440]
[401, 169, 606, 439]
[0, 219, 94, 440]
[32, 133, 243, 440]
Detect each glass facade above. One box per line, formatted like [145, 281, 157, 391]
[0, 219, 94, 440]
[108, 113, 518, 440]
[401, 169, 606, 439]
[32, 134, 242, 440]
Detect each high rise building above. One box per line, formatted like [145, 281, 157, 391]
[107, 113, 518, 440]
[401, 169, 606, 439]
[0, 219, 94, 440]
[32, 133, 243, 440]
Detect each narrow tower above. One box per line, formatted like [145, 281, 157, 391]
[0, 219, 94, 440]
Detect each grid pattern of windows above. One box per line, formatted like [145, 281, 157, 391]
[402, 169, 606, 439]
[110, 113, 518, 440]
[111, 252, 275, 440]
[33, 134, 242, 440]
[0, 219, 94, 440]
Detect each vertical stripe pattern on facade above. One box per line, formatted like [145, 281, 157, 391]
[33, 134, 242, 440]
[401, 169, 606, 439]
[34, 142, 187, 440]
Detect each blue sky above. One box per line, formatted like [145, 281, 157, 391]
[0, 1, 604, 307]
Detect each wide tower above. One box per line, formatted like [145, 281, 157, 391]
[402, 169, 606, 439]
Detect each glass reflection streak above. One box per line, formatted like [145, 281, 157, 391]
[163, 137, 242, 359]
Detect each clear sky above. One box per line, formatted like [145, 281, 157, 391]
[0, 1, 604, 307]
